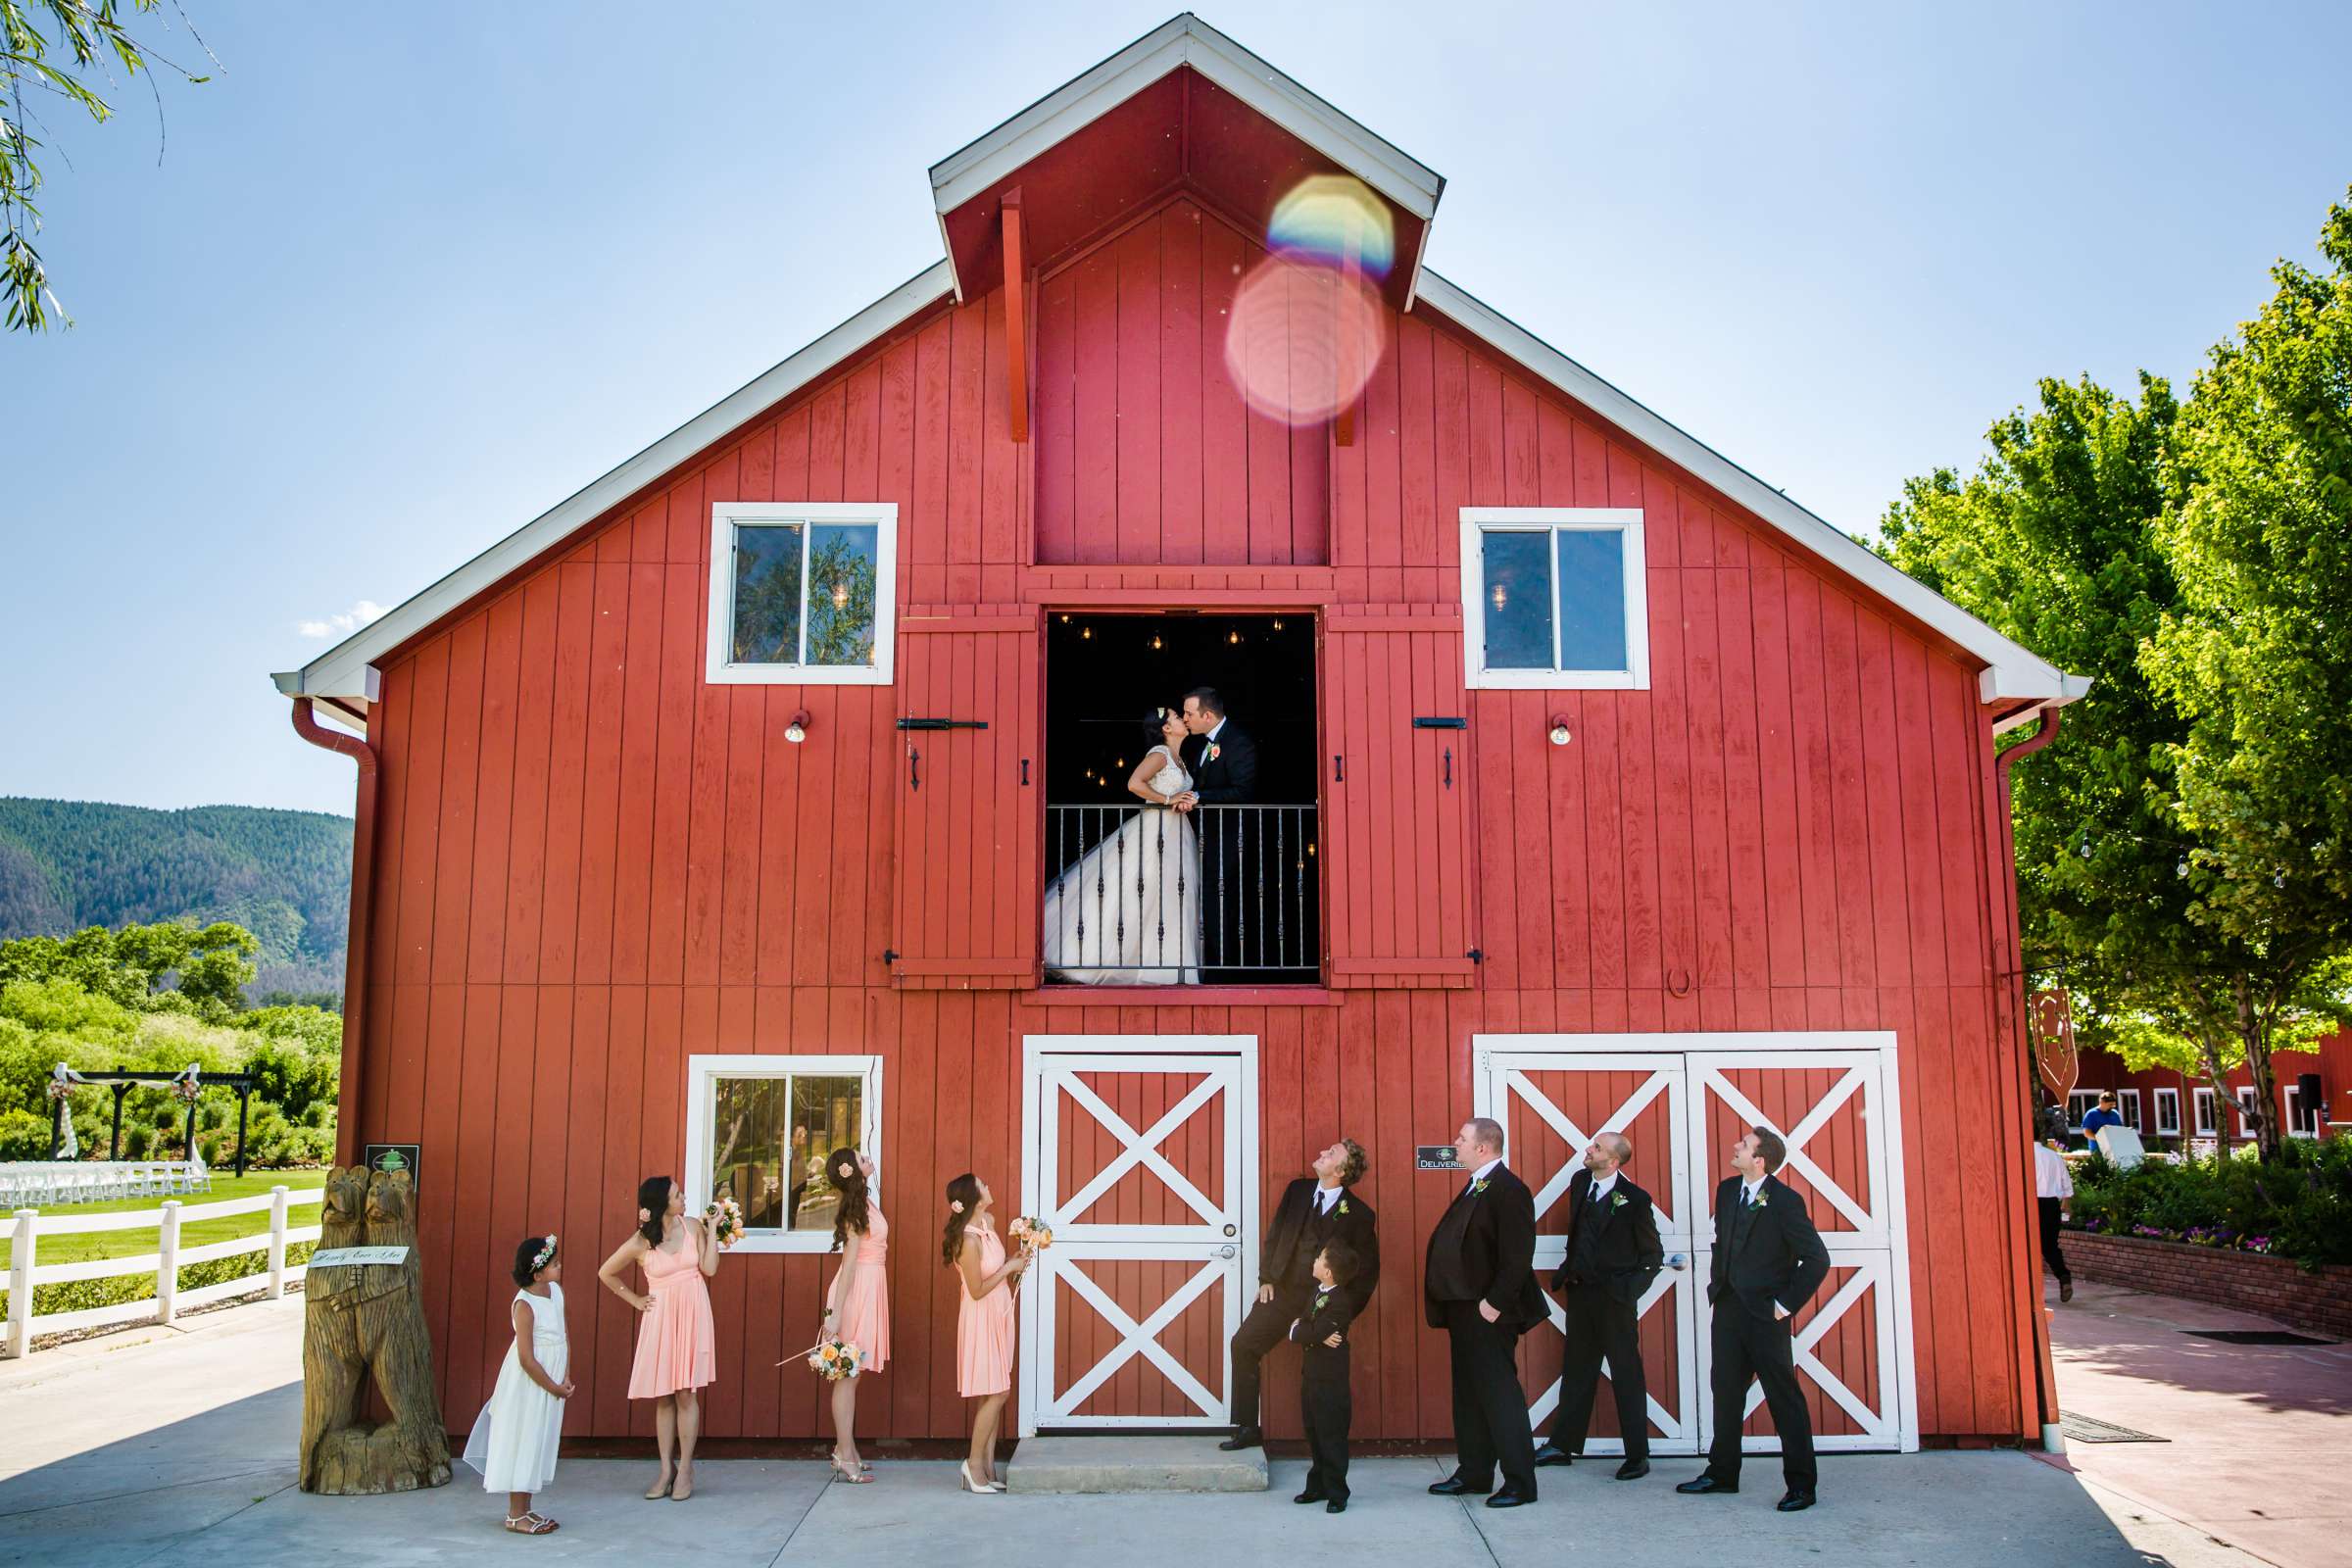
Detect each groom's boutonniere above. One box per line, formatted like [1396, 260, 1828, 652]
[1611, 1192, 1629, 1211]
[1337, 1199, 1349, 1216]
[1313, 1291, 1330, 1313]
[1206, 742, 1221, 762]
[1471, 1178, 1491, 1195]
[1751, 1190, 1769, 1210]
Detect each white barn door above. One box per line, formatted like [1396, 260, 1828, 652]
[1477, 1033, 1918, 1456]
[1018, 1036, 1259, 1432]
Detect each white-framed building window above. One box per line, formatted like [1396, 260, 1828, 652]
[2235, 1087, 2260, 1136]
[707, 503, 898, 685]
[2065, 1090, 2102, 1130]
[2154, 1087, 2180, 1137]
[682, 1054, 881, 1254]
[2193, 1086, 2218, 1137]
[1460, 508, 1650, 689]
[2283, 1083, 2316, 1138]
[2116, 1089, 2142, 1132]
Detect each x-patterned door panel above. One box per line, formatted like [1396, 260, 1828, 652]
[1028, 1050, 1248, 1428]
[1479, 1053, 1699, 1455]
[1688, 1051, 1903, 1450]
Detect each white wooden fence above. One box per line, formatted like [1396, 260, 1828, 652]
[4, 1184, 323, 1356]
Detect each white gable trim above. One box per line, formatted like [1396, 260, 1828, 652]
[926, 14, 1445, 303]
[272, 261, 954, 707]
[1414, 271, 2087, 708]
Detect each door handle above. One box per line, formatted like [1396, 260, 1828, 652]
[1666, 1252, 1689, 1271]
[1218, 1245, 1238, 1259]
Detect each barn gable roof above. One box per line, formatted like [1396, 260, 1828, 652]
[274, 14, 2083, 725]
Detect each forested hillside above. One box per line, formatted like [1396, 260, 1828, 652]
[0, 800, 352, 1002]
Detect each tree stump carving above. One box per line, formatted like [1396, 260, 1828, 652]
[299, 1165, 452, 1494]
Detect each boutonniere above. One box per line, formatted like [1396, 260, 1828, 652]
[1610, 1192, 1629, 1211]
[1751, 1190, 1769, 1210]
[1313, 1291, 1331, 1313]
[1337, 1199, 1349, 1216]
[1471, 1178, 1491, 1195]
[1206, 742, 1222, 762]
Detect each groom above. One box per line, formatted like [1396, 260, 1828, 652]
[1172, 688, 1258, 975]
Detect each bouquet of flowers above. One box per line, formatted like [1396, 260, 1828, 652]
[1006, 1215, 1054, 1254]
[45, 1078, 74, 1102]
[705, 1196, 745, 1250]
[802, 1337, 865, 1382]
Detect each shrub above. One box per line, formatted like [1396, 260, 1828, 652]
[0, 1107, 50, 1159]
[2071, 1137, 2352, 1268]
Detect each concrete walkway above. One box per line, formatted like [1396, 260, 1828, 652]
[0, 1294, 2292, 1568]
[2047, 1275, 2352, 1568]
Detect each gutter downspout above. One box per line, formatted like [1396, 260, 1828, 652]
[1990, 704, 2063, 1449]
[291, 698, 378, 1166]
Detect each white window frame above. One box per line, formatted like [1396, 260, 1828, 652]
[2115, 1088, 2142, 1132]
[1459, 507, 1651, 690]
[2065, 1090, 2102, 1131]
[706, 502, 898, 685]
[2154, 1086, 2180, 1136]
[682, 1053, 882, 1255]
[2283, 1083, 2316, 1139]
[2193, 1086, 2218, 1137]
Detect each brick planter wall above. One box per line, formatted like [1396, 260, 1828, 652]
[2060, 1230, 2352, 1340]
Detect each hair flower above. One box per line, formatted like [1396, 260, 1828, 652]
[637, 1207, 651, 1222]
[950, 1200, 965, 1213]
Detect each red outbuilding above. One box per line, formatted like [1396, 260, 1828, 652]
[277, 17, 2087, 1455]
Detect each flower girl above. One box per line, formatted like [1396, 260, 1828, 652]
[463, 1235, 574, 1535]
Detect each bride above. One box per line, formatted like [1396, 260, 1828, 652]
[1045, 707, 1201, 984]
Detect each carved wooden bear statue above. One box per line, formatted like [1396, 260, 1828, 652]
[299, 1165, 452, 1494]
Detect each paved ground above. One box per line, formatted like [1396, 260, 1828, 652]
[0, 1286, 2332, 1568]
[2045, 1274, 2352, 1568]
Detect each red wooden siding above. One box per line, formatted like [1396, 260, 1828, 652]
[1034, 196, 1330, 567]
[342, 194, 2042, 1448]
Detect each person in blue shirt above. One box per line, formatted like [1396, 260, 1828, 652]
[2081, 1093, 2125, 1140]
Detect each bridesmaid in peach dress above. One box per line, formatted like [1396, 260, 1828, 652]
[943, 1173, 1030, 1493]
[821, 1149, 887, 1482]
[597, 1176, 718, 1500]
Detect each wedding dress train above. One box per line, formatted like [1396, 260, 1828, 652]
[1044, 744, 1201, 984]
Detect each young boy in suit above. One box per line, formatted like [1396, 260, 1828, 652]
[1291, 1241, 1362, 1513]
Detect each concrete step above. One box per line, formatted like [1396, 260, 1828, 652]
[1004, 1435, 1270, 1494]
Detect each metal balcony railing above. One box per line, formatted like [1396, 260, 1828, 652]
[1043, 804, 1319, 982]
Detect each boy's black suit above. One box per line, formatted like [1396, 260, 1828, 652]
[1228, 1178, 1378, 1431]
[1544, 1169, 1663, 1459]
[1424, 1163, 1546, 1497]
[1291, 1287, 1354, 1504]
[1180, 721, 1259, 973]
[1702, 1173, 1831, 1493]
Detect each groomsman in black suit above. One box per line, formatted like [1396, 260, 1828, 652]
[1220, 1139, 1380, 1450]
[1425, 1117, 1548, 1508]
[1533, 1131, 1664, 1478]
[1172, 687, 1259, 976]
[1678, 1125, 1832, 1512]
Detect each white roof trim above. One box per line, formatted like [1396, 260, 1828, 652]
[926, 13, 1444, 301]
[1414, 270, 2085, 705]
[272, 261, 955, 705]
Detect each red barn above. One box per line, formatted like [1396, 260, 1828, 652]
[276, 16, 2087, 1455]
[2066, 1030, 2350, 1150]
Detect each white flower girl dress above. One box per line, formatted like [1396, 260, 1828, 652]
[462, 1282, 567, 1494]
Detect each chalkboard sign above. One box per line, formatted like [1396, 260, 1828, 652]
[365, 1143, 422, 1191]
[1415, 1145, 1463, 1171]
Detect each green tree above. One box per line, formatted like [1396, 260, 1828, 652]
[0, 917, 258, 1016]
[2, 0, 212, 331]
[2141, 187, 2352, 1156]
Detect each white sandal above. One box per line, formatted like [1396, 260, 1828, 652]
[504, 1512, 560, 1535]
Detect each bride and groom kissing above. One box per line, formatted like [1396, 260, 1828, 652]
[1044, 688, 1258, 985]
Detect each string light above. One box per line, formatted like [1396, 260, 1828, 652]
[1228, 630, 1241, 645]
[1272, 618, 1284, 630]
[1082, 626, 1093, 640]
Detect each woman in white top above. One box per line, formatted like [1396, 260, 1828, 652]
[1044, 707, 1201, 984]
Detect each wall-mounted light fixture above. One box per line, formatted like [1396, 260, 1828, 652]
[1547, 715, 1572, 747]
[786, 710, 811, 744]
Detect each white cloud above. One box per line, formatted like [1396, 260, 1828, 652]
[296, 600, 389, 640]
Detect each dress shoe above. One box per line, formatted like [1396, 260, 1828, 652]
[1428, 1474, 1490, 1496]
[1614, 1458, 1650, 1481]
[2059, 1280, 2074, 1302]
[1777, 1490, 1817, 1512]
[1484, 1489, 1535, 1509]
[1294, 1490, 1328, 1505]
[1217, 1427, 1263, 1452]
[1677, 1474, 1738, 1494]
[1326, 1498, 1348, 1514]
[1532, 1443, 1574, 1467]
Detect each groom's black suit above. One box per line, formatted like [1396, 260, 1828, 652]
[1181, 720, 1258, 974]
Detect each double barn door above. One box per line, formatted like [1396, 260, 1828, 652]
[1478, 1033, 1919, 1454]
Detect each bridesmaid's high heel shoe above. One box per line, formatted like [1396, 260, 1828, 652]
[959, 1460, 1003, 1494]
[830, 1453, 874, 1485]
[643, 1471, 673, 1500]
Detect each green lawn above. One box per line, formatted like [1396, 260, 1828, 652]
[2, 1169, 328, 1268]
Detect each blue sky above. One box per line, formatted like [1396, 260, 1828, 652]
[4, 1, 2348, 819]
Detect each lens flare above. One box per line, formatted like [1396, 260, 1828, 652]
[1267, 174, 1395, 279]
[1222, 255, 1387, 426]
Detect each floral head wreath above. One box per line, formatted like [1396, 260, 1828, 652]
[531, 1235, 559, 1271]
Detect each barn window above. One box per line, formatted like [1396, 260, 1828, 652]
[2154, 1087, 2180, 1136]
[2192, 1086, 2217, 1136]
[681, 1054, 881, 1254]
[706, 503, 898, 685]
[1459, 508, 1649, 689]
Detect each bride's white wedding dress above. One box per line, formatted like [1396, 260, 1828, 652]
[1044, 744, 1201, 985]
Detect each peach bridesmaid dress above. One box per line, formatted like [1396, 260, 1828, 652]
[956, 1224, 1015, 1397]
[626, 1230, 715, 1398]
[832, 1206, 890, 1372]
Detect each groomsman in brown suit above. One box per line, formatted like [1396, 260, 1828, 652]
[1533, 1132, 1663, 1478]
